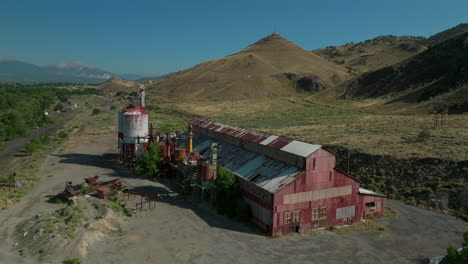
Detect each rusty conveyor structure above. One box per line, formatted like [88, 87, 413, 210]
[122, 188, 161, 211]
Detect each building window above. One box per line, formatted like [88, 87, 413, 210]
[285, 211, 300, 224]
[284, 212, 292, 224]
[312, 206, 327, 220]
[319, 206, 327, 219]
[312, 208, 319, 220]
[365, 202, 376, 214]
[292, 211, 300, 223]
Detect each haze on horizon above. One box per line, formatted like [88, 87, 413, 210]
[0, 0, 467, 75]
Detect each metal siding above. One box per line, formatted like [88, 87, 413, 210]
[336, 205, 356, 219]
[244, 197, 272, 226]
[283, 185, 352, 204]
[190, 118, 387, 236]
[273, 164, 363, 235]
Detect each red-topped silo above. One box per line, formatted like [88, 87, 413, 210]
[117, 85, 150, 165]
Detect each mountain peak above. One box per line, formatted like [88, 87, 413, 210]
[240, 32, 303, 54]
[52, 61, 95, 69]
[254, 32, 288, 44]
[0, 57, 19, 62]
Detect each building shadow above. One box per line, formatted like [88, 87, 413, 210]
[52, 153, 263, 236]
[51, 153, 138, 179]
[125, 183, 263, 236]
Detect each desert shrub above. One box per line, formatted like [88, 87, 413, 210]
[416, 130, 431, 142]
[25, 137, 46, 154]
[58, 131, 68, 139]
[63, 258, 81, 264]
[116, 91, 127, 96]
[48, 192, 68, 204]
[92, 108, 101, 115]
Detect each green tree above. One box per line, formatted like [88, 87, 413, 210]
[446, 231, 468, 264]
[214, 167, 251, 220]
[215, 167, 236, 189]
[135, 143, 162, 177]
[58, 95, 68, 102]
[54, 103, 64, 112]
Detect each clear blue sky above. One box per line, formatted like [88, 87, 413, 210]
[1, 0, 467, 75]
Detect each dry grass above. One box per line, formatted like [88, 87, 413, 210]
[152, 96, 468, 161]
[312, 35, 427, 74]
[147, 33, 349, 100]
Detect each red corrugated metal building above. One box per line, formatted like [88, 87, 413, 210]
[190, 118, 386, 236]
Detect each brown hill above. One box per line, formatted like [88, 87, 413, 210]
[148, 33, 349, 99]
[99, 77, 137, 92]
[313, 35, 427, 74]
[424, 23, 468, 47]
[341, 32, 468, 113]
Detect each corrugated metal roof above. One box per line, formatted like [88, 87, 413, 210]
[260, 135, 278, 145]
[190, 118, 321, 158]
[194, 134, 302, 193]
[359, 188, 386, 197]
[280, 140, 321, 157]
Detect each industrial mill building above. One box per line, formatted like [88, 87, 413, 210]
[190, 118, 386, 236]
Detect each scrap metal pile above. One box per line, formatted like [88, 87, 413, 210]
[64, 175, 124, 199]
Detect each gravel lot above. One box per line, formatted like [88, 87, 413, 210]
[0, 133, 466, 264]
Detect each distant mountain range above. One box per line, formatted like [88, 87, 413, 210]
[0, 59, 160, 83]
[341, 31, 468, 113]
[312, 23, 468, 75]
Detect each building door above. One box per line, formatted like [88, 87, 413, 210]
[283, 211, 301, 234]
[292, 211, 300, 232]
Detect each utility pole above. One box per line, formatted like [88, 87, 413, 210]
[347, 149, 350, 174]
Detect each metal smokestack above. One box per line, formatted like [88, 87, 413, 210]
[140, 84, 145, 110]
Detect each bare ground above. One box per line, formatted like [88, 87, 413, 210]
[0, 133, 466, 264]
[0, 105, 82, 172]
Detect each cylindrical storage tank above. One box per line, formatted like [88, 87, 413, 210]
[201, 163, 215, 182]
[122, 107, 149, 144]
[117, 111, 125, 139]
[174, 148, 187, 161]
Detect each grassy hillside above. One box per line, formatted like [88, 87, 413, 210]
[341, 32, 468, 114]
[147, 33, 349, 100]
[424, 23, 468, 47]
[98, 77, 137, 92]
[313, 35, 427, 74]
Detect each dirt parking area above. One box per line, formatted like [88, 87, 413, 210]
[0, 133, 466, 264]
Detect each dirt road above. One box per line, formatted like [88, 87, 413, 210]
[0, 132, 466, 264]
[0, 107, 82, 171]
